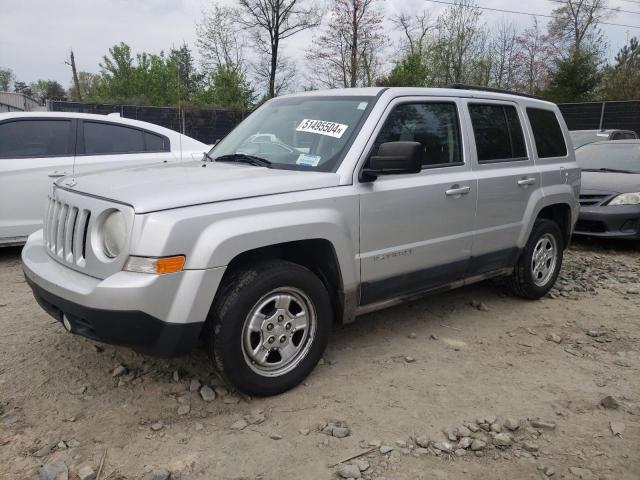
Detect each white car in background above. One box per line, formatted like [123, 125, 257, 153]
[0, 112, 208, 246]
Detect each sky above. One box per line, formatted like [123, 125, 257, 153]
[1, 0, 637, 91]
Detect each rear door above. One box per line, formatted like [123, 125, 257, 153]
[464, 100, 540, 275]
[0, 118, 76, 242]
[73, 120, 174, 174]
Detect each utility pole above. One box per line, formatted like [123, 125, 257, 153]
[65, 49, 82, 101]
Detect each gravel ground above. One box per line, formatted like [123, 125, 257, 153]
[0, 239, 639, 480]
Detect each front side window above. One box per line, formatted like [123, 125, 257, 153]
[469, 104, 527, 163]
[0, 120, 72, 158]
[84, 122, 145, 155]
[375, 102, 463, 167]
[527, 108, 567, 158]
[210, 96, 374, 172]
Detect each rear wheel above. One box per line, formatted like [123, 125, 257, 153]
[505, 219, 563, 299]
[206, 260, 332, 396]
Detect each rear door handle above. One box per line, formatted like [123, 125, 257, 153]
[48, 171, 68, 178]
[517, 177, 536, 186]
[445, 185, 471, 196]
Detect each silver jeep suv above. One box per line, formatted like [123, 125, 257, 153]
[23, 87, 580, 395]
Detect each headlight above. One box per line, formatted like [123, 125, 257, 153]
[608, 192, 640, 206]
[101, 210, 127, 258]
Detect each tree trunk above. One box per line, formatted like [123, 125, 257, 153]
[69, 50, 82, 101]
[350, 5, 358, 88]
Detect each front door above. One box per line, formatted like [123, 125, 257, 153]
[0, 118, 76, 242]
[358, 98, 477, 305]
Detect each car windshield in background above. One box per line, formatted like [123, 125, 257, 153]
[208, 96, 374, 172]
[576, 143, 640, 173]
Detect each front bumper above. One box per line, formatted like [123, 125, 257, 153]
[574, 205, 640, 239]
[22, 230, 227, 356]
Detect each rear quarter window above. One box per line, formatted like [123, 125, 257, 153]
[83, 122, 145, 155]
[527, 108, 567, 158]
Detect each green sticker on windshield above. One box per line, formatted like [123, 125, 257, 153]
[296, 154, 322, 167]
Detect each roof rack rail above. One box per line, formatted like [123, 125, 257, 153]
[447, 83, 544, 101]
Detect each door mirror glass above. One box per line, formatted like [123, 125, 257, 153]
[363, 141, 422, 180]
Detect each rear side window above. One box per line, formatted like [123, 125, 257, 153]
[84, 122, 145, 154]
[375, 102, 463, 167]
[526, 108, 567, 158]
[0, 120, 72, 158]
[144, 132, 167, 151]
[469, 104, 527, 163]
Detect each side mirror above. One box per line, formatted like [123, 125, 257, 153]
[361, 141, 422, 181]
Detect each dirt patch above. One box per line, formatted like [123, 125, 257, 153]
[1, 239, 639, 479]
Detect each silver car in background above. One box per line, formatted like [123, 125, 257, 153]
[0, 112, 208, 246]
[570, 129, 638, 150]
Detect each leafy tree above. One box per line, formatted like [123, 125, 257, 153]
[14, 81, 32, 97]
[68, 71, 100, 101]
[0, 68, 14, 91]
[30, 80, 67, 102]
[377, 52, 428, 87]
[542, 48, 602, 102]
[197, 64, 255, 108]
[602, 37, 640, 100]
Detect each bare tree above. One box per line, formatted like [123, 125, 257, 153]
[196, 4, 246, 74]
[392, 10, 433, 57]
[429, 0, 485, 85]
[65, 50, 82, 101]
[548, 0, 613, 53]
[234, 0, 321, 97]
[306, 0, 386, 89]
[514, 18, 558, 94]
[490, 20, 521, 89]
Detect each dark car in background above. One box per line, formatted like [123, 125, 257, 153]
[575, 140, 640, 239]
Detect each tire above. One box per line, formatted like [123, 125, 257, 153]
[505, 219, 564, 299]
[205, 260, 332, 396]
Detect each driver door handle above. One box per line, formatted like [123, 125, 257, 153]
[48, 171, 68, 178]
[445, 185, 471, 196]
[517, 177, 536, 186]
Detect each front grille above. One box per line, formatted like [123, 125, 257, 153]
[579, 194, 610, 206]
[575, 219, 607, 233]
[43, 196, 91, 266]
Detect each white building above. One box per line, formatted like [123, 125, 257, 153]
[0, 92, 44, 112]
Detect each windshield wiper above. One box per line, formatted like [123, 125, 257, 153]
[582, 168, 635, 174]
[203, 151, 215, 162]
[214, 153, 272, 167]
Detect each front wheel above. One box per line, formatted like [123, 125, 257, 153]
[505, 219, 564, 299]
[206, 260, 332, 396]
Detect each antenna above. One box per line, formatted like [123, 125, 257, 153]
[176, 46, 184, 162]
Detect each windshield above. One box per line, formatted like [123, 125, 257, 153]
[576, 142, 640, 173]
[208, 96, 374, 172]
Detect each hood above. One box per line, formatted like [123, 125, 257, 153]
[580, 171, 640, 195]
[57, 161, 340, 213]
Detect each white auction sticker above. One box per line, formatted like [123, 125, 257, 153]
[296, 119, 348, 139]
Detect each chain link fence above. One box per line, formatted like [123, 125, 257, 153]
[558, 101, 640, 134]
[47, 101, 249, 145]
